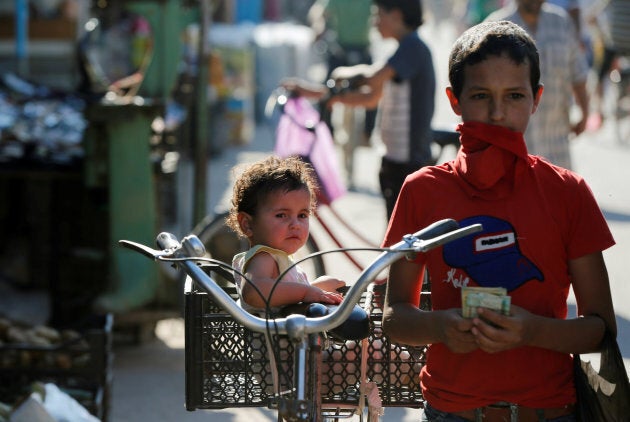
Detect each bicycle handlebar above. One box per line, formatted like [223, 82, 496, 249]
[119, 219, 482, 341]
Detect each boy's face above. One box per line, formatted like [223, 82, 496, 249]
[374, 6, 398, 39]
[446, 54, 542, 134]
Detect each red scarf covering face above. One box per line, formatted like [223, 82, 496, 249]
[452, 121, 531, 200]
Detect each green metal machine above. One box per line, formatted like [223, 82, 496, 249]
[85, 0, 203, 315]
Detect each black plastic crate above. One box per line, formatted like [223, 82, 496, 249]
[0, 313, 113, 421]
[364, 284, 426, 407]
[184, 280, 426, 412]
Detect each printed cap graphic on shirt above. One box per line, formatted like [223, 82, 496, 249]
[443, 216, 543, 291]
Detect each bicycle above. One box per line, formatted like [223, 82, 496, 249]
[191, 88, 460, 286]
[120, 218, 482, 421]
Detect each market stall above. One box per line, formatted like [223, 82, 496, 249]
[0, 0, 205, 418]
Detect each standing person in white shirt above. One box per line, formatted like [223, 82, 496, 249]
[486, 0, 590, 169]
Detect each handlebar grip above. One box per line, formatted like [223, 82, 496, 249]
[412, 218, 459, 240]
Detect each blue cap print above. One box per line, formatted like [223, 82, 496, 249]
[443, 216, 543, 291]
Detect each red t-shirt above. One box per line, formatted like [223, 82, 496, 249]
[382, 154, 615, 411]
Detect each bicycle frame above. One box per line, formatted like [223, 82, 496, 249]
[120, 219, 482, 421]
[312, 206, 380, 277]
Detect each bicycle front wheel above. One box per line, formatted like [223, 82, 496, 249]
[192, 212, 326, 284]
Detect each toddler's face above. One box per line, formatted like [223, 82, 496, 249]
[246, 188, 311, 255]
[447, 53, 541, 134]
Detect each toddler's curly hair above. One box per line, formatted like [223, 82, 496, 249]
[226, 156, 319, 237]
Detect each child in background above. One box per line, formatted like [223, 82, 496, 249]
[227, 155, 368, 341]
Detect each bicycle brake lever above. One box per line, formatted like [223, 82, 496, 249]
[413, 223, 483, 252]
[412, 218, 460, 240]
[118, 240, 175, 260]
[403, 219, 461, 260]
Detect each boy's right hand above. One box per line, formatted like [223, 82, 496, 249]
[439, 309, 478, 354]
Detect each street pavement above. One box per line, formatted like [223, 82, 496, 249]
[110, 15, 630, 422]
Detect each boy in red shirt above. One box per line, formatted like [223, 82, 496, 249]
[381, 20, 617, 421]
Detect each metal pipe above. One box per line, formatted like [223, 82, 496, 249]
[15, 0, 29, 76]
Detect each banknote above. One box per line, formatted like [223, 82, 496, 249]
[461, 286, 511, 318]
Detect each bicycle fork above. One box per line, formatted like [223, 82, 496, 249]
[272, 333, 324, 422]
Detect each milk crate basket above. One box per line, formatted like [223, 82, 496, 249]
[184, 278, 427, 412]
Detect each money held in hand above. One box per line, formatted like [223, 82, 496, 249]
[461, 286, 511, 318]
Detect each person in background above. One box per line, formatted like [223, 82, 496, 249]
[547, 0, 595, 73]
[486, 0, 590, 170]
[308, 0, 377, 144]
[465, 0, 504, 27]
[382, 20, 616, 421]
[583, 0, 630, 130]
[547, 0, 593, 64]
[547, 0, 582, 33]
[285, 0, 436, 220]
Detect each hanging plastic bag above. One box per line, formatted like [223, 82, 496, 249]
[274, 95, 346, 205]
[574, 328, 630, 422]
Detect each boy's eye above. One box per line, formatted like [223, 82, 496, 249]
[470, 92, 487, 100]
[298, 212, 310, 219]
[275, 212, 287, 218]
[509, 92, 526, 100]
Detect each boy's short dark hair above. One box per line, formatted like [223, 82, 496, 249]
[448, 20, 541, 99]
[373, 0, 423, 29]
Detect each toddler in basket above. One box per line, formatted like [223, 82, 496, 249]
[226, 155, 370, 394]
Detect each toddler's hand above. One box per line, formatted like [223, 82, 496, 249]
[304, 286, 343, 304]
[312, 276, 346, 292]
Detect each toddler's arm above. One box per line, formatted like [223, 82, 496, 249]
[311, 275, 346, 292]
[241, 252, 343, 307]
[242, 276, 343, 307]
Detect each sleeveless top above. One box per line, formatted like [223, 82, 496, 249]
[232, 245, 309, 314]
